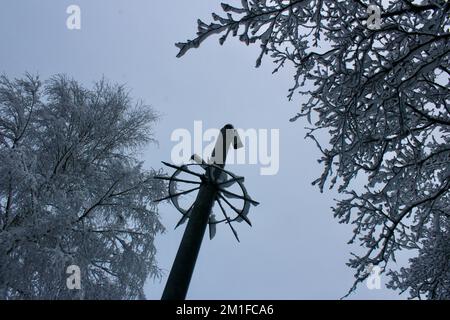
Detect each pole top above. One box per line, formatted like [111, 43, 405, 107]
[220, 124, 243, 150]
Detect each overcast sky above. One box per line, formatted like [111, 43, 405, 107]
[1, 0, 409, 299]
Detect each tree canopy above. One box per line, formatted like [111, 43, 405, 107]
[0, 74, 165, 299]
[177, 0, 450, 299]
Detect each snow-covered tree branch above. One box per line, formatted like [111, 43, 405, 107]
[0, 74, 165, 299]
[177, 0, 450, 299]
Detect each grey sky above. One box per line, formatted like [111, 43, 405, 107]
[1, 0, 408, 299]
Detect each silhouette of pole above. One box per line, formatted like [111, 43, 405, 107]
[161, 124, 242, 300]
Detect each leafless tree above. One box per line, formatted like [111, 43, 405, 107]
[176, 0, 450, 299]
[0, 74, 165, 299]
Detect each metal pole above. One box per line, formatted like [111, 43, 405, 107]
[160, 180, 217, 300]
[161, 124, 240, 300]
